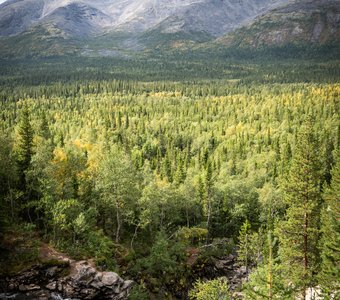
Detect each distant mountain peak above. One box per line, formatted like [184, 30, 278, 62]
[0, 0, 338, 57]
[0, 0, 289, 37]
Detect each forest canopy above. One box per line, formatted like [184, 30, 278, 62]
[0, 54, 339, 299]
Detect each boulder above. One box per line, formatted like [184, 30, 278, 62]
[73, 262, 96, 285]
[101, 273, 120, 286]
[46, 282, 57, 290]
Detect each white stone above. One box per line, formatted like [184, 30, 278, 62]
[101, 272, 120, 286]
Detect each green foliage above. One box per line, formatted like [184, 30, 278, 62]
[276, 118, 322, 297]
[15, 105, 34, 189]
[319, 151, 340, 299]
[0, 131, 18, 227]
[176, 227, 208, 246]
[135, 231, 185, 278]
[86, 230, 116, 270]
[128, 284, 149, 300]
[0, 56, 338, 298]
[129, 231, 188, 296]
[237, 220, 263, 271]
[95, 146, 141, 242]
[0, 223, 40, 276]
[243, 263, 291, 299]
[51, 199, 90, 242]
[189, 278, 230, 300]
[242, 230, 292, 299]
[258, 183, 284, 228]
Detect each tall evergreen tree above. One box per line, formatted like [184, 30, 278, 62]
[319, 151, 340, 299]
[16, 105, 34, 190]
[276, 117, 321, 299]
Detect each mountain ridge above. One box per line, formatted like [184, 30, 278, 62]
[216, 0, 340, 47]
[0, 0, 339, 58]
[0, 0, 289, 37]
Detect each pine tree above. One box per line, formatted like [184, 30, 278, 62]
[276, 117, 321, 299]
[319, 151, 340, 299]
[16, 105, 34, 190]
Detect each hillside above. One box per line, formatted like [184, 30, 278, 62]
[0, 0, 339, 57]
[0, 0, 315, 57]
[217, 0, 340, 47]
[0, 0, 286, 38]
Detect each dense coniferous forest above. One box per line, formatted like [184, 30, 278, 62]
[0, 50, 339, 299]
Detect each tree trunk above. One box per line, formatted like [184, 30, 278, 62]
[130, 222, 140, 249]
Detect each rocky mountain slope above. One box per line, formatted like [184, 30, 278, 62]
[0, 0, 288, 38]
[0, 0, 339, 57]
[217, 0, 340, 47]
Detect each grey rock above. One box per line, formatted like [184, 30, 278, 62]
[57, 282, 63, 292]
[94, 272, 103, 281]
[46, 282, 57, 290]
[63, 284, 75, 297]
[25, 284, 40, 291]
[73, 262, 96, 284]
[51, 292, 65, 300]
[238, 266, 247, 274]
[46, 267, 58, 277]
[90, 280, 104, 289]
[121, 280, 134, 290]
[18, 285, 26, 292]
[212, 258, 226, 270]
[79, 288, 98, 298]
[118, 291, 128, 299]
[101, 273, 120, 286]
[1, 259, 133, 300]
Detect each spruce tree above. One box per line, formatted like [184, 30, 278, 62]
[276, 117, 321, 299]
[16, 105, 34, 190]
[319, 151, 340, 299]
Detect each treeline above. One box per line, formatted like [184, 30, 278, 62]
[0, 79, 339, 299]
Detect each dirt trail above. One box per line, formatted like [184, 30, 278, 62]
[39, 243, 73, 263]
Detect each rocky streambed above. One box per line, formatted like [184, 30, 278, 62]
[0, 241, 248, 300]
[0, 257, 133, 300]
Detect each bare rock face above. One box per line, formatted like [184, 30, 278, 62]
[0, 260, 134, 300]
